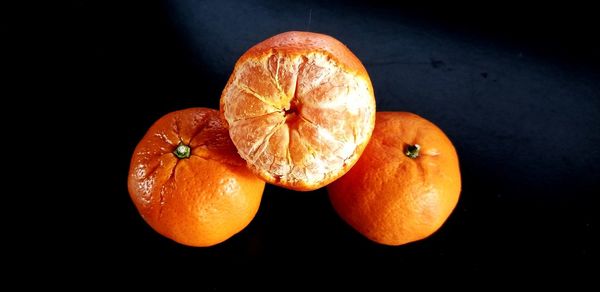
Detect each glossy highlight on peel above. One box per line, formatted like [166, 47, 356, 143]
[327, 112, 461, 246]
[128, 108, 265, 247]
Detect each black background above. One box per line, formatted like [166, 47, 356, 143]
[43, 0, 599, 278]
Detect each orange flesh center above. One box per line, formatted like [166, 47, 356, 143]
[222, 52, 374, 186]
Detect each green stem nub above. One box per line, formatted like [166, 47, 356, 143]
[405, 144, 421, 159]
[173, 143, 191, 159]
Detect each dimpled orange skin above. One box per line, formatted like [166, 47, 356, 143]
[327, 112, 461, 246]
[220, 31, 376, 191]
[128, 108, 265, 247]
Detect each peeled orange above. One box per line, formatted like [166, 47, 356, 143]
[220, 31, 376, 191]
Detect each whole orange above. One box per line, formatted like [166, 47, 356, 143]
[327, 112, 461, 245]
[128, 108, 265, 247]
[220, 31, 376, 191]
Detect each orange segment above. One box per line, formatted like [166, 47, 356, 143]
[228, 111, 285, 160]
[220, 83, 280, 122]
[221, 31, 376, 191]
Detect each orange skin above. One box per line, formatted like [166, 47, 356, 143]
[327, 112, 461, 246]
[128, 108, 265, 247]
[220, 31, 376, 191]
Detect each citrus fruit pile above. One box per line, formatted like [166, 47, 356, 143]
[128, 31, 461, 247]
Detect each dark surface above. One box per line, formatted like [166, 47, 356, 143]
[60, 0, 598, 275]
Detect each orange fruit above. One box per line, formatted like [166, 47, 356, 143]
[327, 112, 461, 245]
[220, 31, 376, 191]
[127, 108, 265, 247]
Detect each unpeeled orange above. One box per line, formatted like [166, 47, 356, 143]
[128, 108, 265, 247]
[327, 112, 461, 245]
